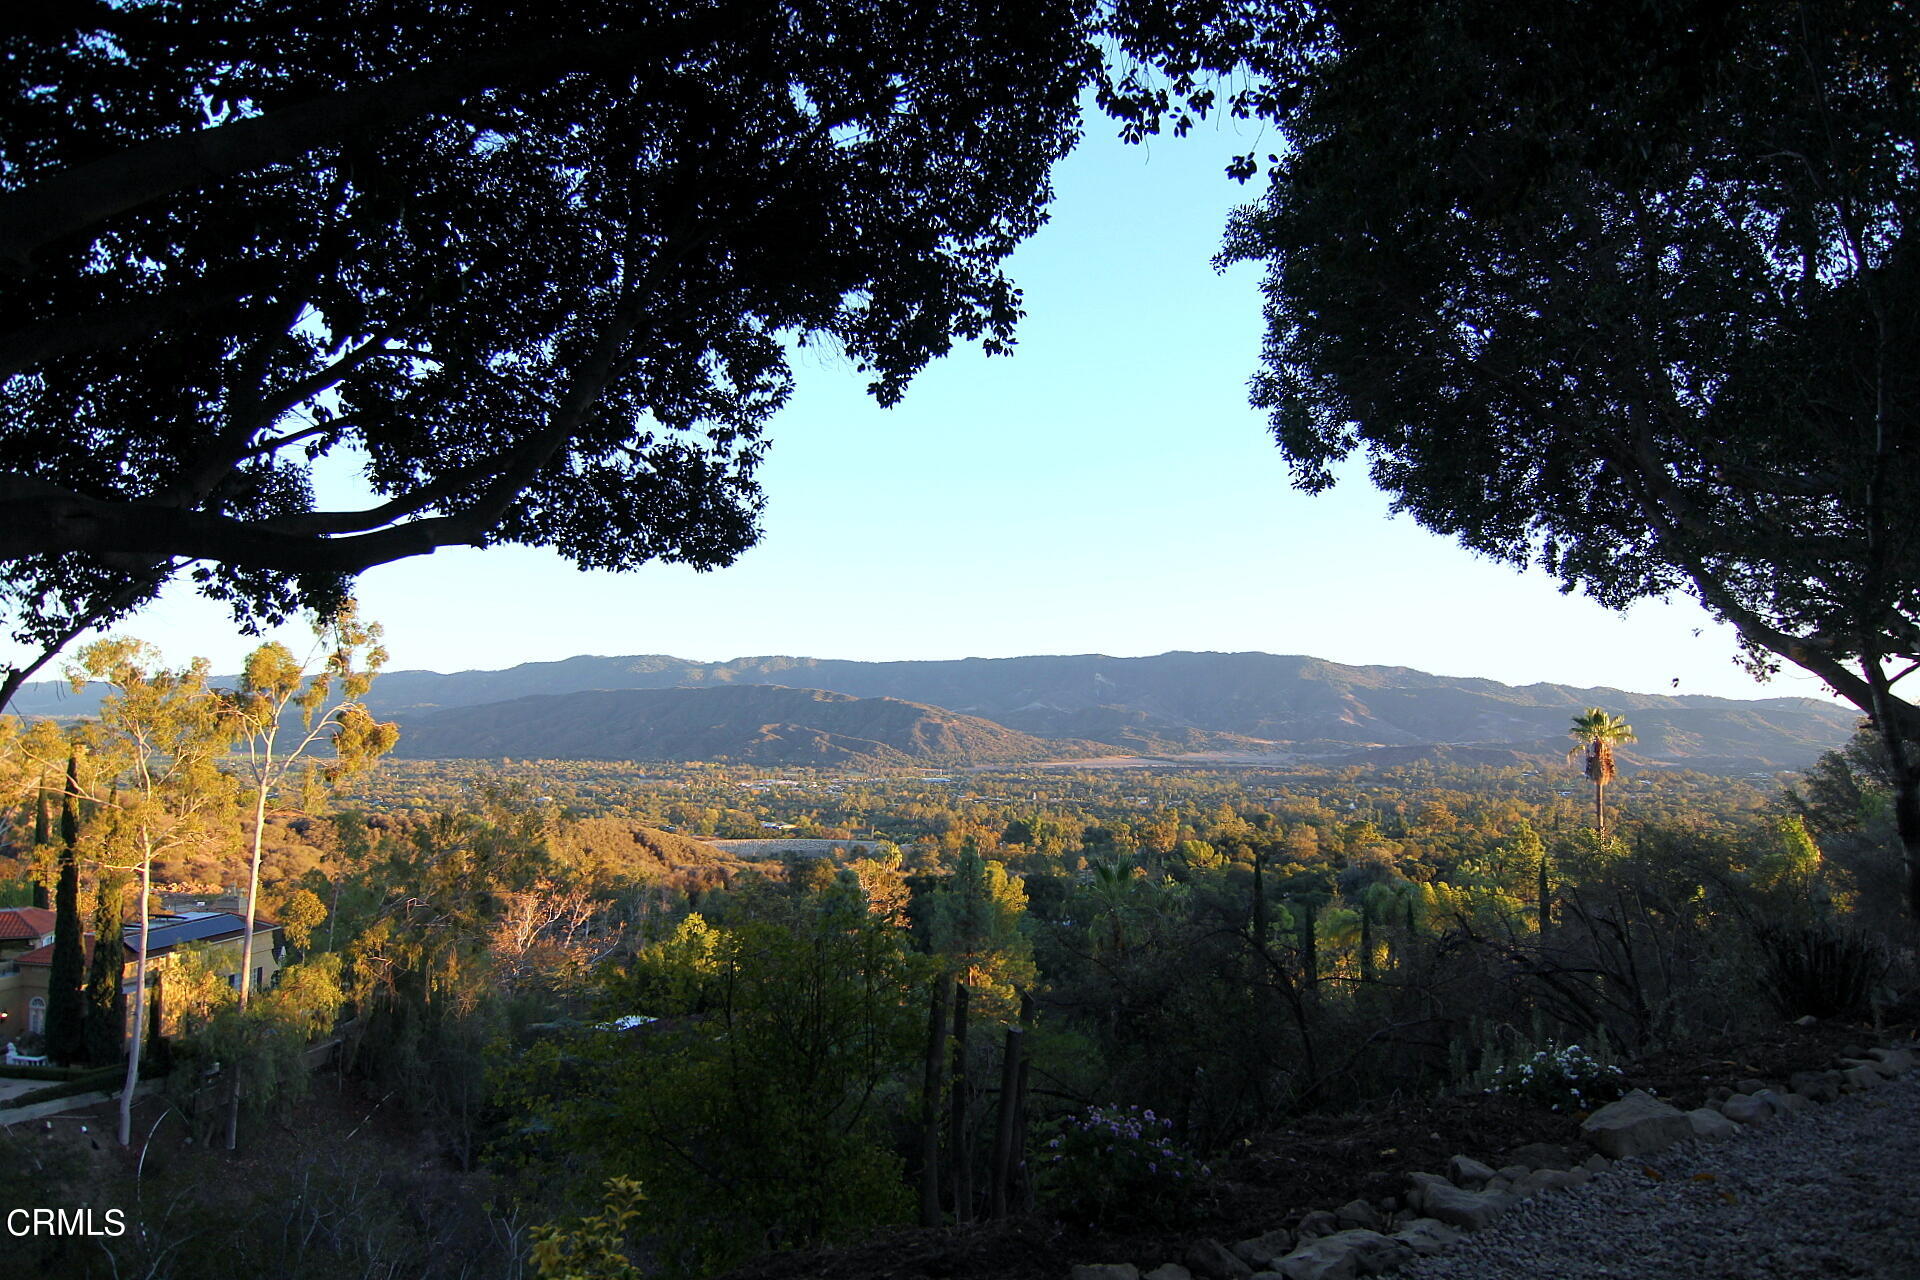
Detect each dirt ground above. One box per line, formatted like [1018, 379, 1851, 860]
[721, 1015, 1914, 1280]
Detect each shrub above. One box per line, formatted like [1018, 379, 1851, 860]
[1483, 1044, 1627, 1114]
[1754, 925, 1889, 1020]
[1037, 1104, 1208, 1225]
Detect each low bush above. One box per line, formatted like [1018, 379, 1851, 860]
[1483, 1044, 1627, 1114]
[1036, 1104, 1209, 1226]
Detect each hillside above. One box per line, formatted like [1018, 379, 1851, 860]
[386, 684, 1065, 765]
[15, 649, 1859, 769]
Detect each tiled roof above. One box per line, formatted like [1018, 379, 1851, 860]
[0, 907, 55, 941]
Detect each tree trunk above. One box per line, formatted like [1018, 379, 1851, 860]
[1866, 708, 1920, 919]
[226, 783, 272, 1151]
[988, 1026, 1024, 1219]
[1595, 776, 1605, 840]
[1537, 851, 1552, 939]
[119, 849, 153, 1148]
[948, 982, 972, 1223]
[918, 975, 949, 1227]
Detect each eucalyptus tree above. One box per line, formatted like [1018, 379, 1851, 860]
[67, 639, 238, 1146]
[219, 604, 396, 1149]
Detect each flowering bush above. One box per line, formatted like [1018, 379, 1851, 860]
[1484, 1044, 1628, 1114]
[1036, 1104, 1208, 1225]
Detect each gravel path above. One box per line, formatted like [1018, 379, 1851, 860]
[1399, 1072, 1920, 1280]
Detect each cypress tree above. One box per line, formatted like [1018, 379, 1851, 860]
[46, 749, 87, 1064]
[83, 874, 127, 1066]
[31, 780, 50, 909]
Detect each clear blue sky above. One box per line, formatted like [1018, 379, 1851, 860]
[13, 113, 1844, 706]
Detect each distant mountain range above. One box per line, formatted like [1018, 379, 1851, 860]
[10, 649, 1858, 770]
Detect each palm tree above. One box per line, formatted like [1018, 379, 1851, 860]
[1568, 708, 1636, 839]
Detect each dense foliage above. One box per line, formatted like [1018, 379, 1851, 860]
[1217, 0, 1920, 911]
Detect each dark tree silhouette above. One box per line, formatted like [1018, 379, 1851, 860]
[1219, 0, 1920, 913]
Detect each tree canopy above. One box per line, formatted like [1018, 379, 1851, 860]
[1219, 0, 1920, 910]
[0, 0, 1245, 701]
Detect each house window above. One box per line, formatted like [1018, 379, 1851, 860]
[27, 997, 45, 1034]
[254, 966, 264, 991]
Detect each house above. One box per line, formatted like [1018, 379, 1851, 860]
[0, 909, 283, 1054]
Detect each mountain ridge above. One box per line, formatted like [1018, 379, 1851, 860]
[11, 649, 1859, 770]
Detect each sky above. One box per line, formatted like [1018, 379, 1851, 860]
[9, 111, 1847, 706]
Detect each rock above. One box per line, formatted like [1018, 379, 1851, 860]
[1406, 1172, 1514, 1231]
[1750, 1088, 1791, 1116]
[1295, 1209, 1339, 1240]
[1687, 1107, 1740, 1140]
[1580, 1089, 1694, 1158]
[1776, 1091, 1811, 1114]
[1146, 1267, 1193, 1280]
[1582, 1153, 1611, 1174]
[1511, 1167, 1589, 1197]
[1795, 1013, 1819, 1026]
[1185, 1240, 1254, 1279]
[1707, 1085, 1733, 1102]
[1446, 1154, 1497, 1188]
[1276, 1230, 1413, 1280]
[1790, 1070, 1843, 1103]
[1736, 1077, 1768, 1095]
[1846, 1056, 1903, 1079]
[1392, 1218, 1464, 1257]
[1334, 1199, 1383, 1232]
[1703, 1097, 1726, 1114]
[1842, 1065, 1883, 1091]
[1485, 1177, 1510, 1193]
[1233, 1230, 1296, 1269]
[1720, 1093, 1771, 1124]
[1496, 1163, 1529, 1182]
[1072, 1267, 1140, 1280]
[1868, 1047, 1916, 1073]
[1509, 1142, 1573, 1171]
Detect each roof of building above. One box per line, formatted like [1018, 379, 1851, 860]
[0, 907, 56, 941]
[15, 912, 278, 966]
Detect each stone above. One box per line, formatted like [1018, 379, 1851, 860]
[1776, 1091, 1811, 1114]
[1406, 1173, 1514, 1231]
[1868, 1047, 1916, 1073]
[1446, 1154, 1497, 1188]
[1496, 1164, 1529, 1182]
[1687, 1107, 1740, 1140]
[1275, 1230, 1413, 1280]
[1794, 1014, 1819, 1026]
[1582, 1154, 1611, 1174]
[1842, 1065, 1883, 1091]
[1392, 1218, 1464, 1257]
[1720, 1093, 1771, 1124]
[1233, 1230, 1296, 1269]
[1851, 1056, 1903, 1079]
[1295, 1210, 1339, 1240]
[1579, 1089, 1693, 1158]
[1072, 1267, 1140, 1280]
[1511, 1167, 1589, 1197]
[1146, 1267, 1193, 1280]
[1707, 1085, 1733, 1102]
[1184, 1240, 1253, 1280]
[1789, 1070, 1843, 1103]
[1508, 1142, 1573, 1171]
[1750, 1088, 1791, 1116]
[1334, 1199, 1383, 1232]
[1736, 1078, 1768, 1095]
